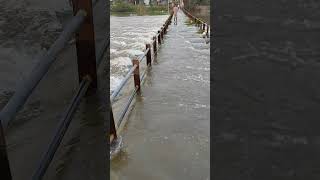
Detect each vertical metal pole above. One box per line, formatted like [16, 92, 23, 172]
[158, 31, 161, 44]
[153, 36, 157, 56]
[163, 28, 165, 38]
[0, 121, 12, 180]
[72, 0, 98, 93]
[110, 108, 117, 142]
[161, 27, 164, 40]
[132, 59, 141, 92]
[163, 27, 165, 38]
[146, 44, 152, 66]
[203, 24, 205, 31]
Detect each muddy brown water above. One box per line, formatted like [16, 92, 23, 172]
[111, 11, 210, 180]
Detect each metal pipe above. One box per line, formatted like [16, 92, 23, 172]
[110, 65, 138, 103]
[31, 77, 91, 180]
[116, 87, 138, 128]
[182, 8, 210, 30]
[111, 6, 175, 139]
[140, 68, 148, 83]
[0, 10, 87, 130]
[137, 48, 150, 63]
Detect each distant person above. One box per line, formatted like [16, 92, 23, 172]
[173, 4, 179, 25]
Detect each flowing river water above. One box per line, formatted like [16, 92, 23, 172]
[110, 12, 210, 180]
[1, 1, 209, 178]
[110, 15, 168, 91]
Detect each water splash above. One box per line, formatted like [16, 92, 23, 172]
[110, 15, 167, 92]
[110, 136, 123, 160]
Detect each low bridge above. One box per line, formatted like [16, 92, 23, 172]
[110, 8, 210, 180]
[0, 1, 210, 179]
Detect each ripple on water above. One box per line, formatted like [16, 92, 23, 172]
[110, 15, 168, 91]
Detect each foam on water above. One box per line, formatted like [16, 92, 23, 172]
[110, 76, 123, 94]
[111, 56, 132, 67]
[110, 15, 168, 91]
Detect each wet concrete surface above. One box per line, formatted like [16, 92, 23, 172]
[111, 12, 210, 180]
[213, 0, 320, 179]
[0, 0, 108, 179]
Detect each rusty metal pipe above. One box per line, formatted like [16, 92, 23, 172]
[132, 59, 141, 92]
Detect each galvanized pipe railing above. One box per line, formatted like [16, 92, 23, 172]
[31, 77, 92, 180]
[110, 13, 173, 144]
[181, 8, 211, 38]
[0, 10, 87, 179]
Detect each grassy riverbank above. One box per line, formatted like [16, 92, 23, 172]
[111, 2, 168, 16]
[187, 5, 210, 25]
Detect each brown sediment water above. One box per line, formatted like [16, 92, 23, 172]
[111, 11, 210, 180]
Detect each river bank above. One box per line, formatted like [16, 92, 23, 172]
[111, 2, 168, 16]
[187, 5, 210, 25]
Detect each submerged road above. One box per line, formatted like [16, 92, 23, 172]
[111, 11, 210, 180]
